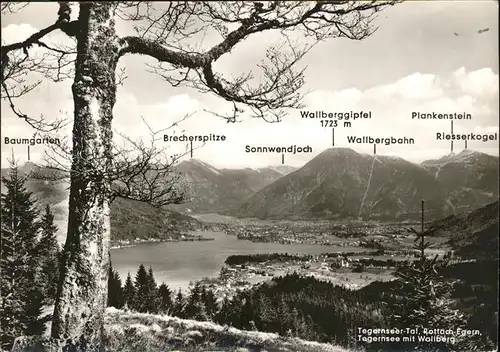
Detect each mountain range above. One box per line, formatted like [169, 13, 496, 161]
[0, 163, 209, 245]
[168, 159, 297, 213]
[231, 148, 498, 221]
[0, 160, 298, 244]
[2, 148, 498, 229]
[421, 149, 498, 210]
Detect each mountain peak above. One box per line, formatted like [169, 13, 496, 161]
[421, 149, 486, 166]
[179, 158, 209, 167]
[234, 145, 498, 221]
[177, 159, 222, 175]
[17, 161, 38, 174]
[262, 165, 297, 176]
[444, 149, 479, 159]
[457, 149, 475, 157]
[180, 158, 204, 165]
[300, 147, 371, 170]
[317, 147, 360, 157]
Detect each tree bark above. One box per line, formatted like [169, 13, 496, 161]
[50, 3, 119, 350]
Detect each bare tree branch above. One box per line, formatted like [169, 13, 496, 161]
[116, 2, 204, 44]
[33, 113, 204, 208]
[1, 2, 77, 133]
[117, 1, 399, 122]
[1, 2, 30, 15]
[1, 14, 77, 60]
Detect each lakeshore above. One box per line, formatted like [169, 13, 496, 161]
[110, 229, 368, 291]
[110, 233, 215, 249]
[110, 216, 448, 293]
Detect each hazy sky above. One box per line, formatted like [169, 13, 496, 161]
[1, 1, 499, 169]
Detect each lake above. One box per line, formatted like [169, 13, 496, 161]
[110, 230, 365, 291]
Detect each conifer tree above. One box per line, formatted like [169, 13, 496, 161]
[240, 294, 254, 330]
[0, 160, 45, 349]
[290, 307, 302, 335]
[23, 287, 45, 336]
[38, 204, 60, 302]
[255, 295, 273, 330]
[144, 267, 158, 313]
[383, 200, 469, 351]
[185, 283, 207, 320]
[303, 315, 317, 341]
[107, 261, 124, 308]
[215, 296, 232, 325]
[173, 289, 186, 318]
[227, 295, 243, 327]
[157, 283, 173, 314]
[133, 264, 149, 312]
[122, 273, 136, 309]
[201, 287, 217, 320]
[1, 161, 41, 277]
[0, 223, 26, 351]
[275, 296, 290, 335]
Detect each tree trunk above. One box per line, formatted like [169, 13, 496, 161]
[51, 3, 119, 350]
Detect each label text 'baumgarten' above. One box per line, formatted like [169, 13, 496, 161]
[4, 137, 60, 146]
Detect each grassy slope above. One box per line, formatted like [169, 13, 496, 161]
[104, 308, 356, 352]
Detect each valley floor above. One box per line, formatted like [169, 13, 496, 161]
[191, 219, 450, 297]
[198, 254, 396, 298]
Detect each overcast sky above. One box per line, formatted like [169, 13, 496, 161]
[1, 1, 499, 169]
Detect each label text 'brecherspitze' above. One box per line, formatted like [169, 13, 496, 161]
[164, 134, 226, 142]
